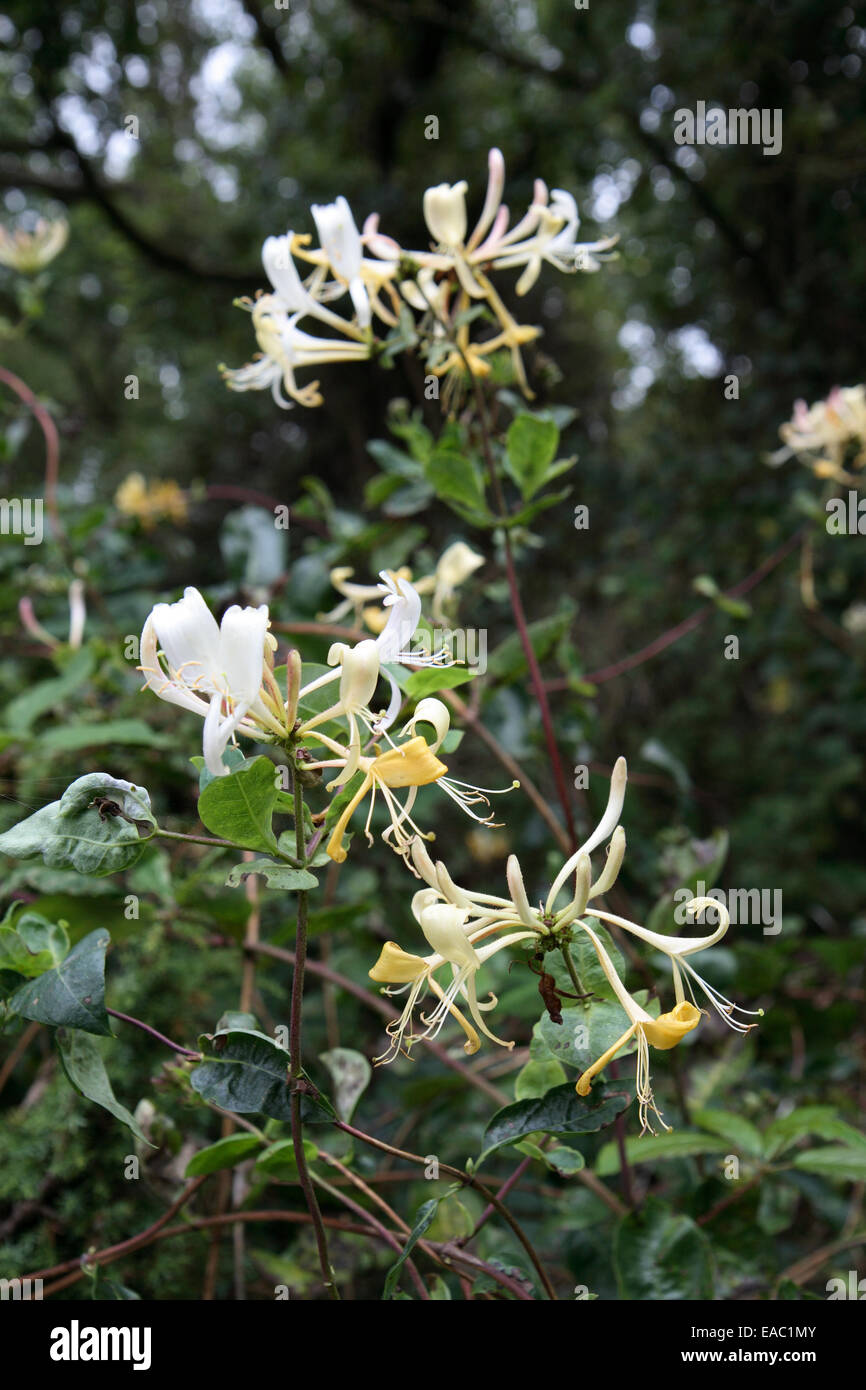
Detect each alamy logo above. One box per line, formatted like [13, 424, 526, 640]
[674, 881, 782, 936]
[673, 102, 782, 157]
[826, 1271, 866, 1299]
[0, 496, 43, 545]
[0, 1277, 43, 1300]
[49, 1320, 152, 1371]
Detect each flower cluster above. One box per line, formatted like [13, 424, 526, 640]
[140, 573, 759, 1133]
[769, 384, 866, 483]
[222, 149, 616, 409]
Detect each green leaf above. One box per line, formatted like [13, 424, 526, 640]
[254, 1137, 319, 1177]
[191, 1029, 335, 1125]
[692, 1107, 764, 1158]
[544, 1144, 586, 1176]
[225, 860, 317, 891]
[530, 996, 654, 1073]
[614, 1197, 714, 1299]
[514, 1057, 568, 1101]
[487, 601, 576, 682]
[198, 756, 279, 853]
[0, 774, 154, 877]
[320, 1047, 372, 1122]
[0, 911, 69, 977]
[479, 1081, 631, 1164]
[38, 720, 168, 753]
[9, 927, 112, 1035]
[185, 1134, 262, 1176]
[383, 1197, 442, 1300]
[596, 1132, 729, 1176]
[791, 1147, 866, 1182]
[756, 1179, 800, 1235]
[5, 649, 95, 733]
[504, 414, 560, 499]
[764, 1106, 866, 1159]
[402, 666, 477, 700]
[56, 1029, 150, 1143]
[423, 448, 488, 514]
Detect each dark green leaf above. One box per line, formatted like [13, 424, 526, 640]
[9, 927, 112, 1035]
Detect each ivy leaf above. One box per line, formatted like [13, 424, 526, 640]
[9, 928, 112, 1035]
[56, 1029, 150, 1143]
[198, 756, 279, 853]
[225, 860, 317, 891]
[478, 1081, 631, 1165]
[191, 1029, 335, 1125]
[614, 1198, 715, 1299]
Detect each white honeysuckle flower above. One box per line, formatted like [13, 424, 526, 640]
[487, 188, 617, 294]
[368, 900, 537, 1060]
[769, 385, 866, 477]
[545, 757, 628, 914]
[372, 570, 454, 730]
[67, 579, 86, 650]
[430, 540, 484, 623]
[464, 147, 506, 252]
[262, 233, 365, 338]
[221, 296, 370, 409]
[586, 897, 763, 1037]
[423, 180, 469, 249]
[574, 918, 702, 1134]
[140, 587, 285, 776]
[296, 638, 383, 787]
[311, 196, 371, 328]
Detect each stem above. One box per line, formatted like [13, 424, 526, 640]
[559, 942, 587, 997]
[334, 1119, 558, 1300]
[471, 382, 577, 848]
[105, 1008, 200, 1059]
[289, 769, 340, 1299]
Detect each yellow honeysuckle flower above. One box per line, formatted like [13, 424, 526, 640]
[575, 919, 702, 1134]
[368, 903, 536, 1061]
[115, 472, 188, 528]
[324, 735, 448, 864]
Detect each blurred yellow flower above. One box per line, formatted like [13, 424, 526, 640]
[116, 473, 188, 528]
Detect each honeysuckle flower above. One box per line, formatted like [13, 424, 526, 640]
[139, 587, 288, 776]
[67, 579, 86, 651]
[368, 901, 536, 1060]
[401, 697, 517, 828]
[585, 897, 763, 1038]
[423, 181, 469, 249]
[262, 233, 366, 339]
[317, 565, 414, 626]
[221, 295, 370, 409]
[487, 189, 617, 295]
[428, 541, 484, 623]
[373, 570, 454, 729]
[297, 638, 383, 786]
[575, 918, 702, 1134]
[0, 216, 68, 273]
[311, 196, 371, 328]
[321, 734, 448, 864]
[769, 385, 866, 479]
[115, 472, 188, 528]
